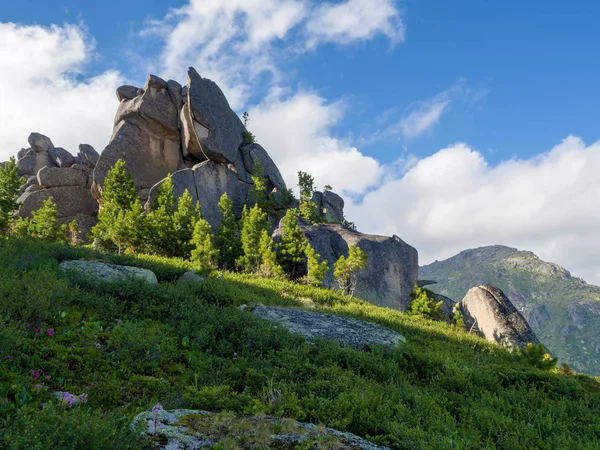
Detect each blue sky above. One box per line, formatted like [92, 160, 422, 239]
[3, 0, 599, 165]
[2, 0, 600, 282]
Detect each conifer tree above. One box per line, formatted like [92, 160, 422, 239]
[238, 204, 270, 273]
[406, 286, 444, 320]
[297, 171, 319, 223]
[191, 216, 219, 273]
[334, 245, 368, 297]
[214, 193, 242, 270]
[13, 197, 69, 243]
[278, 208, 308, 279]
[172, 189, 200, 258]
[0, 157, 24, 234]
[146, 175, 177, 255]
[90, 159, 142, 252]
[258, 229, 283, 278]
[249, 161, 274, 213]
[305, 244, 329, 287]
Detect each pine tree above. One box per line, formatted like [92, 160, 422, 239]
[190, 217, 219, 274]
[258, 229, 283, 278]
[146, 175, 177, 256]
[406, 286, 444, 320]
[0, 157, 24, 234]
[100, 159, 138, 209]
[249, 160, 274, 213]
[238, 204, 270, 273]
[13, 197, 69, 243]
[90, 159, 142, 252]
[278, 208, 308, 279]
[297, 171, 319, 223]
[172, 189, 200, 258]
[334, 245, 368, 297]
[214, 193, 242, 270]
[305, 244, 329, 287]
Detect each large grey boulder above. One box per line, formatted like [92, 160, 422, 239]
[177, 270, 206, 286]
[93, 75, 184, 200]
[250, 305, 405, 350]
[77, 144, 99, 167]
[47, 147, 76, 168]
[131, 409, 390, 450]
[240, 143, 286, 192]
[460, 285, 541, 349]
[116, 85, 139, 101]
[273, 222, 418, 310]
[146, 160, 249, 229]
[28, 132, 54, 153]
[37, 167, 86, 188]
[17, 151, 36, 176]
[27, 132, 56, 174]
[59, 260, 157, 285]
[183, 68, 248, 179]
[17, 148, 29, 160]
[321, 190, 345, 223]
[17, 186, 98, 218]
[114, 75, 179, 138]
[93, 121, 182, 201]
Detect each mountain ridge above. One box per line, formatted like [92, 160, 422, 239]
[420, 244, 600, 375]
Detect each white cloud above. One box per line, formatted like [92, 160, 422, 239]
[144, 0, 308, 109]
[346, 136, 600, 284]
[306, 0, 405, 47]
[367, 80, 488, 142]
[0, 22, 123, 160]
[146, 0, 404, 109]
[248, 90, 384, 195]
[398, 98, 451, 139]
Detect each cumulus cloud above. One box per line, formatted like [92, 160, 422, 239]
[346, 136, 600, 284]
[145, 0, 404, 109]
[306, 0, 405, 47]
[247, 90, 384, 195]
[0, 22, 123, 160]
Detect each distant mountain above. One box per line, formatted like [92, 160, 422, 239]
[420, 245, 600, 375]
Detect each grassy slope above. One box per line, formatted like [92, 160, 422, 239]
[0, 238, 599, 449]
[420, 245, 600, 375]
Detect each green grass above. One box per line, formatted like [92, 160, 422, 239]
[1, 237, 600, 449]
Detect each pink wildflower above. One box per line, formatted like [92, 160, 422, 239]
[152, 403, 164, 414]
[47, 328, 55, 337]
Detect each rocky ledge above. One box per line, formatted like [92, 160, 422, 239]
[248, 305, 405, 350]
[131, 409, 390, 450]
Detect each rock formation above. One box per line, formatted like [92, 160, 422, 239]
[460, 285, 541, 349]
[15, 133, 98, 238]
[273, 221, 418, 309]
[4, 66, 420, 315]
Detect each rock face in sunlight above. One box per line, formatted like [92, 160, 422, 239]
[250, 304, 406, 350]
[4, 67, 420, 314]
[273, 221, 419, 310]
[460, 285, 541, 349]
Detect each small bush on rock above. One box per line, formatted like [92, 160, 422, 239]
[406, 286, 444, 321]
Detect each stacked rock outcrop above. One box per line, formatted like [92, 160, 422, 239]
[5, 66, 420, 309]
[15, 133, 99, 238]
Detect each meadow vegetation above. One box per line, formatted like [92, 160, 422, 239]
[1, 238, 600, 448]
[1, 160, 600, 448]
